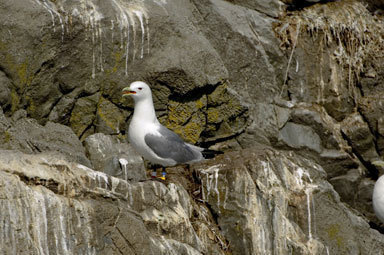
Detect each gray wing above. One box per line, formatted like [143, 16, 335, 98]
[144, 125, 201, 164]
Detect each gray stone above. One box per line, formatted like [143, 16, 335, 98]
[224, 0, 285, 17]
[0, 150, 223, 254]
[194, 148, 384, 255]
[329, 169, 361, 206]
[84, 133, 146, 182]
[0, 110, 91, 167]
[356, 178, 376, 223]
[341, 113, 379, 163]
[279, 122, 322, 153]
[0, 70, 12, 110]
[69, 93, 100, 139]
[48, 89, 79, 124]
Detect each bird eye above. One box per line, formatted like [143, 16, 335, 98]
[138, 87, 143, 90]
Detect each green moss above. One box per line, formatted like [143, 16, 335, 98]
[70, 110, 86, 137]
[1, 40, 34, 88]
[182, 121, 202, 143]
[97, 108, 116, 130]
[326, 224, 345, 249]
[10, 89, 20, 113]
[166, 109, 204, 144]
[69, 94, 100, 137]
[207, 83, 229, 106]
[96, 97, 125, 133]
[207, 108, 221, 123]
[167, 100, 195, 126]
[107, 50, 125, 74]
[3, 131, 11, 143]
[26, 95, 37, 116]
[17, 62, 29, 86]
[195, 98, 205, 109]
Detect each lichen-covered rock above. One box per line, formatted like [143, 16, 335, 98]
[341, 112, 380, 163]
[0, 70, 12, 111]
[95, 96, 127, 135]
[166, 97, 207, 144]
[1, 0, 384, 253]
[69, 93, 100, 139]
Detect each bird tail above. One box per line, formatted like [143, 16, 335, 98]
[187, 144, 205, 152]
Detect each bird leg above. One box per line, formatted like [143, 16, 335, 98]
[149, 163, 166, 180]
[151, 169, 157, 179]
[160, 166, 166, 180]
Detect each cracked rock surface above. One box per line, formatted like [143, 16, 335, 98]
[1, 0, 384, 254]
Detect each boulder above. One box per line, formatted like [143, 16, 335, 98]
[0, 108, 91, 167]
[84, 133, 146, 182]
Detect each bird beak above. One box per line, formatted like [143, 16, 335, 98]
[122, 87, 136, 97]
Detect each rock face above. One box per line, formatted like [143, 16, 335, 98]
[2, 148, 384, 254]
[1, 0, 384, 254]
[0, 108, 91, 167]
[0, 150, 220, 254]
[84, 133, 146, 182]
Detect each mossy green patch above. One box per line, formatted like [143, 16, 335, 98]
[70, 93, 100, 138]
[207, 108, 221, 123]
[167, 100, 196, 126]
[106, 49, 125, 74]
[16, 61, 33, 86]
[3, 131, 11, 143]
[10, 89, 20, 114]
[326, 224, 345, 249]
[195, 98, 205, 109]
[0, 40, 34, 90]
[96, 96, 125, 134]
[166, 106, 205, 144]
[25, 95, 37, 116]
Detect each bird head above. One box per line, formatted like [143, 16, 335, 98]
[122, 81, 152, 101]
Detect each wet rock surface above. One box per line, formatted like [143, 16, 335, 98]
[1, 0, 384, 253]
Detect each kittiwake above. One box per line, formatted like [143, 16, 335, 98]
[122, 81, 206, 167]
[372, 161, 384, 223]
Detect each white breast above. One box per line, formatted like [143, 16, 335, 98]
[128, 120, 176, 166]
[373, 175, 384, 223]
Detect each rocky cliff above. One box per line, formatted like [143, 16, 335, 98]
[1, 0, 384, 254]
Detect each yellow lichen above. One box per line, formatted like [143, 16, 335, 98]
[207, 108, 221, 123]
[26, 95, 37, 116]
[182, 121, 203, 143]
[1, 40, 34, 87]
[107, 50, 125, 74]
[10, 89, 20, 114]
[167, 100, 194, 125]
[3, 131, 11, 143]
[195, 98, 205, 109]
[96, 97, 124, 132]
[326, 224, 345, 249]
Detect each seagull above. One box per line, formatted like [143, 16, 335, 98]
[122, 81, 209, 178]
[373, 175, 384, 223]
[372, 161, 384, 223]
